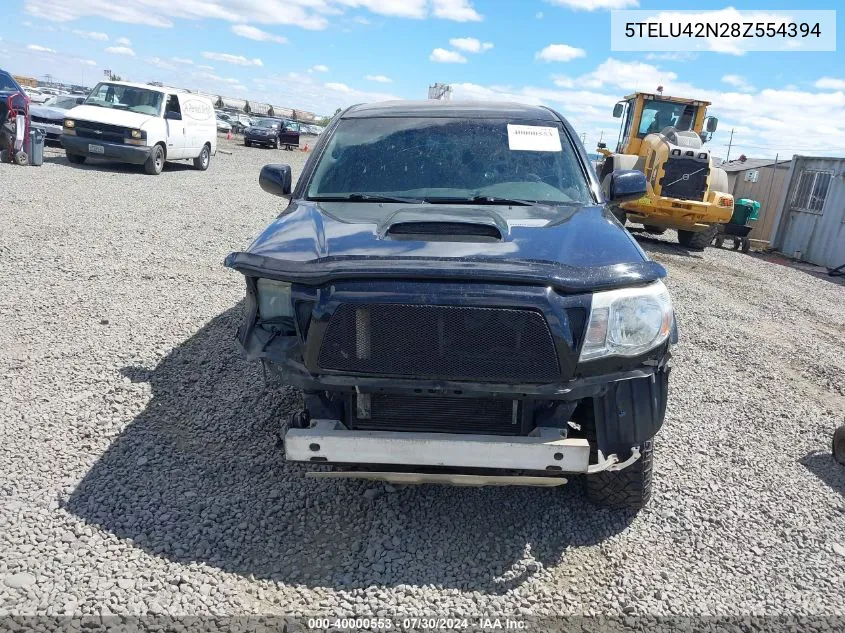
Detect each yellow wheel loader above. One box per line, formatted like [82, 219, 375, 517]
[597, 91, 734, 250]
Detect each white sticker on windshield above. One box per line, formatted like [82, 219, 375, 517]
[507, 124, 562, 152]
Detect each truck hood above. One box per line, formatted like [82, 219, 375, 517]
[65, 104, 154, 128]
[29, 104, 68, 120]
[225, 201, 665, 292]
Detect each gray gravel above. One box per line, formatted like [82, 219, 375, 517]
[1, 136, 844, 621]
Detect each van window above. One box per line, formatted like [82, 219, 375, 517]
[166, 95, 181, 117]
[84, 82, 163, 116]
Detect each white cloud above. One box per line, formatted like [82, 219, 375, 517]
[352, 15, 371, 24]
[815, 77, 845, 91]
[365, 74, 392, 83]
[72, 29, 108, 41]
[105, 45, 135, 56]
[535, 44, 586, 62]
[431, 0, 482, 21]
[198, 72, 241, 85]
[325, 82, 351, 93]
[197, 64, 214, 70]
[231, 24, 287, 44]
[147, 56, 175, 70]
[23, 0, 481, 29]
[645, 52, 697, 62]
[449, 37, 493, 53]
[116, 36, 131, 46]
[172, 56, 194, 65]
[310, 64, 329, 72]
[429, 48, 467, 63]
[535, 11, 543, 19]
[76, 58, 97, 66]
[545, 0, 638, 9]
[722, 74, 754, 92]
[27, 44, 56, 53]
[202, 51, 263, 66]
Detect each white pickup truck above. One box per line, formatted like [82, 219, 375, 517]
[61, 81, 217, 175]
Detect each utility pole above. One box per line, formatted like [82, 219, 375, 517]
[580, 132, 586, 145]
[725, 128, 735, 163]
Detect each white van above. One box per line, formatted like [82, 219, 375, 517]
[61, 81, 217, 175]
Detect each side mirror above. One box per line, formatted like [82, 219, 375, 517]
[259, 164, 293, 197]
[612, 102, 624, 118]
[165, 110, 182, 120]
[608, 169, 647, 203]
[706, 116, 718, 133]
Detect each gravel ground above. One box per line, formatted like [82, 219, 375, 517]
[1, 135, 844, 623]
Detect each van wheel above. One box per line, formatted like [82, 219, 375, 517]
[193, 144, 211, 171]
[67, 152, 86, 165]
[144, 144, 165, 175]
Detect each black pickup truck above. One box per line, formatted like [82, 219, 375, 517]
[226, 101, 676, 511]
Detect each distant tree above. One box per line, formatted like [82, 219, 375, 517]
[267, 105, 275, 117]
[291, 109, 299, 121]
[243, 100, 251, 114]
[316, 116, 331, 127]
[215, 96, 224, 109]
[109, 73, 122, 81]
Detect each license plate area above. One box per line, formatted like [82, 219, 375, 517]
[88, 144, 104, 154]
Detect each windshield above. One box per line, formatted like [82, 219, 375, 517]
[254, 118, 279, 128]
[45, 96, 79, 109]
[637, 100, 698, 137]
[0, 72, 20, 92]
[83, 82, 164, 116]
[306, 117, 592, 205]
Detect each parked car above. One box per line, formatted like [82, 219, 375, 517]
[216, 116, 232, 133]
[225, 100, 675, 511]
[243, 118, 299, 149]
[30, 95, 84, 142]
[229, 114, 254, 134]
[61, 80, 217, 175]
[24, 87, 51, 104]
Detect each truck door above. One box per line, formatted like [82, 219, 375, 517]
[164, 94, 187, 159]
[280, 120, 300, 149]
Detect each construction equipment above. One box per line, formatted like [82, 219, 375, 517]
[597, 90, 734, 250]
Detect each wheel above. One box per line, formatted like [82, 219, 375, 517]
[741, 237, 751, 253]
[714, 236, 724, 248]
[732, 238, 741, 250]
[244, 140, 251, 147]
[272, 136, 279, 149]
[144, 144, 165, 175]
[586, 440, 654, 510]
[643, 225, 666, 235]
[677, 225, 718, 250]
[14, 150, 28, 165]
[610, 206, 627, 225]
[66, 152, 86, 164]
[834, 425, 845, 465]
[193, 144, 210, 171]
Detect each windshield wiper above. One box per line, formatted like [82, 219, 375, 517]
[424, 195, 539, 206]
[309, 193, 427, 204]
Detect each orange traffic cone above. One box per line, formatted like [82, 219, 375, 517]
[226, 130, 232, 140]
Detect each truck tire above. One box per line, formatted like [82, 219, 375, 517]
[833, 425, 845, 465]
[586, 439, 654, 510]
[193, 143, 211, 170]
[144, 144, 165, 175]
[678, 225, 718, 250]
[643, 225, 666, 235]
[66, 152, 86, 165]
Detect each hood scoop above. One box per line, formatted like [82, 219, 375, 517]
[381, 207, 507, 242]
[386, 221, 502, 242]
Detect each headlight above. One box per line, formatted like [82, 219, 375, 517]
[131, 129, 142, 139]
[63, 119, 75, 129]
[256, 278, 293, 320]
[579, 280, 673, 361]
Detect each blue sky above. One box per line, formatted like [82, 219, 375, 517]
[1, 0, 843, 159]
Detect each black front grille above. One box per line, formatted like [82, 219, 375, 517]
[351, 394, 519, 435]
[659, 158, 709, 201]
[31, 115, 60, 125]
[317, 303, 560, 382]
[75, 121, 129, 144]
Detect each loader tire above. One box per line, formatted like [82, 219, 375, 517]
[586, 439, 654, 511]
[833, 425, 845, 465]
[678, 225, 718, 250]
[643, 225, 666, 235]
